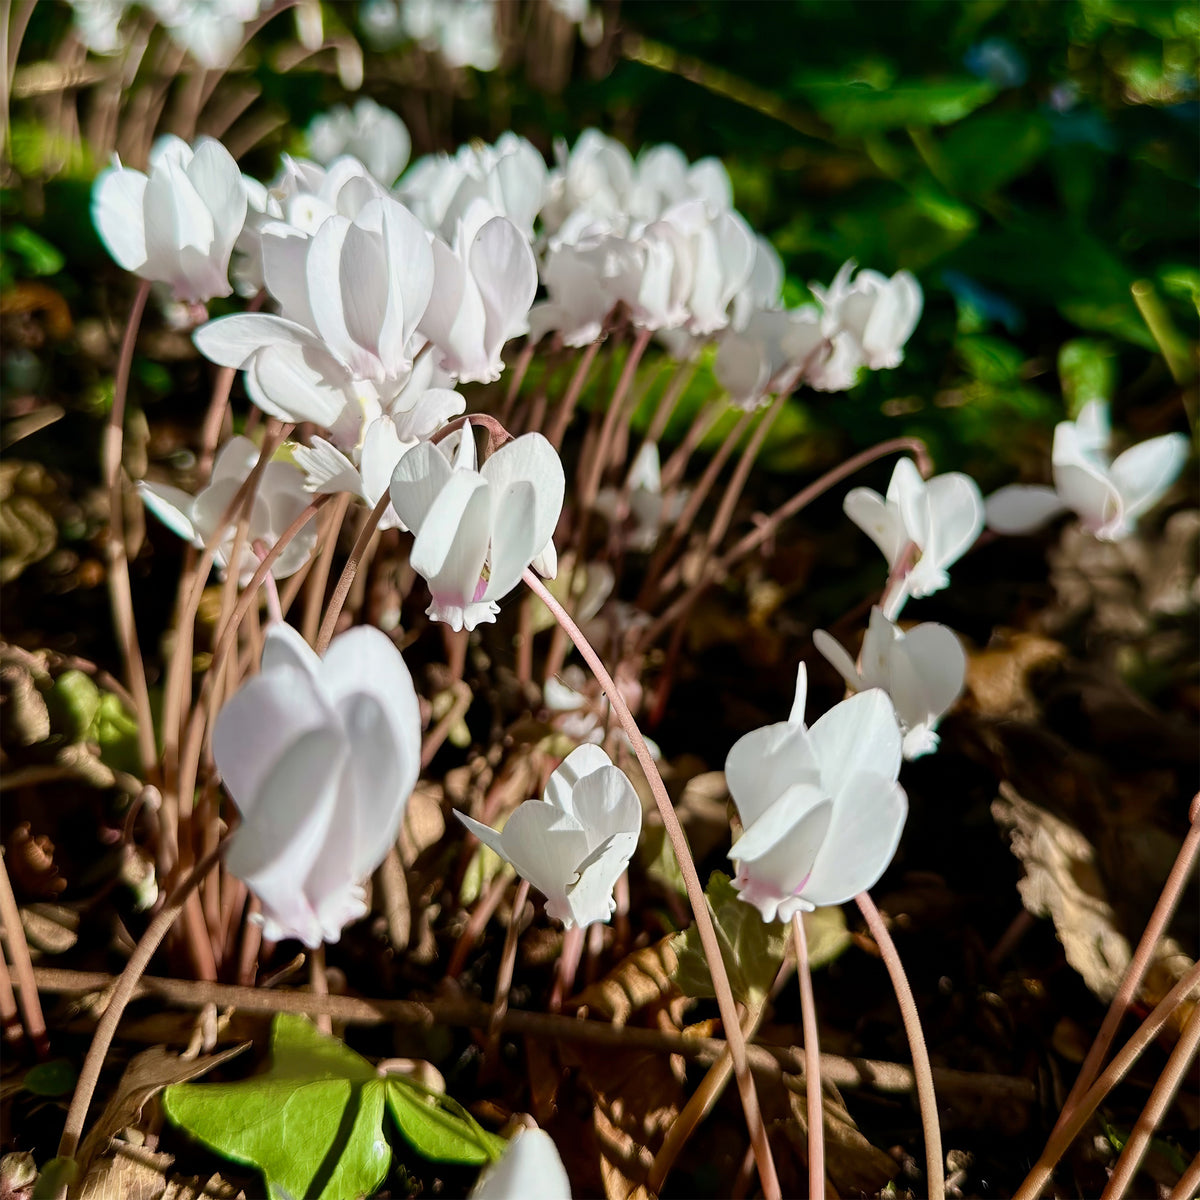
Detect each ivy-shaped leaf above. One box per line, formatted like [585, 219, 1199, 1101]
[385, 1076, 505, 1165]
[671, 871, 788, 1006]
[163, 1014, 391, 1200]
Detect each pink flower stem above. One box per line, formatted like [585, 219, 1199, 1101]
[706, 392, 787, 553]
[856, 891, 944, 1200]
[1016, 959, 1200, 1200]
[522, 568, 781, 1200]
[1052, 794, 1200, 1138]
[314, 491, 391, 657]
[1168, 1154, 1200, 1200]
[638, 436, 930, 652]
[55, 840, 226, 1189]
[103, 278, 157, 777]
[0, 853, 47, 1057]
[792, 912, 826, 1200]
[310, 944, 332, 1036]
[489, 878, 530, 1044]
[549, 925, 585, 1013]
[301, 492, 353, 645]
[659, 391, 724, 492]
[1101, 1001, 1200, 1199]
[546, 338, 602, 450]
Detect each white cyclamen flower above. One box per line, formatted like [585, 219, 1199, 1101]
[844, 458, 984, 600]
[470, 1128, 572, 1200]
[809, 259, 923, 389]
[307, 98, 411, 187]
[194, 193, 436, 428]
[138, 436, 315, 583]
[813, 607, 966, 760]
[456, 744, 642, 930]
[92, 135, 248, 303]
[419, 204, 538, 384]
[985, 400, 1189, 542]
[213, 622, 421, 947]
[726, 665, 907, 923]
[593, 442, 687, 552]
[389, 426, 565, 631]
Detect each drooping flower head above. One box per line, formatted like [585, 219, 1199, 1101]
[726, 665, 907, 923]
[138, 436, 315, 583]
[985, 400, 1189, 542]
[844, 458, 984, 600]
[456, 744, 642, 930]
[92, 134, 248, 304]
[213, 623, 421, 948]
[389, 425, 565, 631]
[814, 608, 966, 759]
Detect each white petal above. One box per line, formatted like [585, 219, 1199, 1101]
[410, 471, 491, 600]
[224, 726, 350, 948]
[293, 438, 365, 499]
[559, 763, 641, 850]
[138, 481, 200, 546]
[788, 661, 809, 726]
[544, 744, 613, 812]
[378, 197, 436, 374]
[729, 781, 828, 864]
[469, 1128, 572, 1200]
[724, 721, 820, 831]
[893, 623, 966, 724]
[470, 215, 539, 360]
[1110, 433, 1188, 523]
[92, 165, 148, 272]
[985, 485, 1066, 535]
[479, 433, 566, 571]
[801, 775, 907, 908]
[808, 689, 902, 802]
[812, 630, 862, 693]
[389, 439, 453, 533]
[923, 473, 984, 571]
[261, 620, 322, 679]
[482, 479, 539, 602]
[843, 487, 905, 569]
[186, 137, 247, 268]
[565, 831, 638, 928]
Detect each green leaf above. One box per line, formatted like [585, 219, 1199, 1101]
[3, 225, 65, 276]
[164, 1014, 390, 1200]
[23, 1059, 76, 1097]
[957, 335, 1025, 386]
[806, 78, 997, 134]
[93, 692, 141, 775]
[802, 905, 852, 970]
[385, 1077, 505, 1165]
[939, 112, 1050, 197]
[671, 872, 788, 1006]
[1058, 339, 1116, 414]
[46, 670, 101, 743]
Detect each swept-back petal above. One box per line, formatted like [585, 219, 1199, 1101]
[389, 439, 454, 534]
[186, 137, 247, 266]
[138, 482, 200, 546]
[566, 831, 639, 928]
[843, 487, 905, 569]
[481, 479, 538, 602]
[729, 782, 828, 864]
[812, 630, 862, 692]
[378, 198, 435, 373]
[1110, 433, 1188, 522]
[409, 469, 489, 586]
[985, 485, 1066, 535]
[543, 744, 613, 813]
[724, 721, 819, 830]
[480, 433, 565, 566]
[470, 215, 539, 357]
[560, 763, 641, 851]
[895, 623, 966, 721]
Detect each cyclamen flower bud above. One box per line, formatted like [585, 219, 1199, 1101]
[456, 744, 642, 930]
[92, 135, 248, 304]
[213, 623, 421, 948]
[470, 1128, 572, 1200]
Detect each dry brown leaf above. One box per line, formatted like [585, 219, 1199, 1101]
[399, 781, 446, 866]
[964, 631, 1066, 720]
[782, 1075, 897, 1198]
[162, 1174, 244, 1200]
[572, 937, 680, 1027]
[78, 1141, 173, 1200]
[561, 1038, 685, 1200]
[77, 1043, 250, 1174]
[993, 782, 1131, 1000]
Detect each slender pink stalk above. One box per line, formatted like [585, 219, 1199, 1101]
[1054, 795, 1200, 1136]
[56, 840, 227, 1186]
[659, 394, 723, 492]
[301, 493, 352, 645]
[856, 892, 944, 1200]
[793, 912, 825, 1199]
[1101, 1002, 1200, 1199]
[0, 952, 20, 1044]
[706, 392, 786, 553]
[522, 568, 781, 1200]
[639, 436, 930, 651]
[314, 491, 391, 656]
[546, 339, 602, 449]
[0, 855, 46, 1057]
[1168, 1154, 1200, 1200]
[103, 278, 157, 776]
[310, 944, 332, 1036]
[1016, 960, 1200, 1200]
[550, 925, 585, 1012]
[489, 879, 530, 1041]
